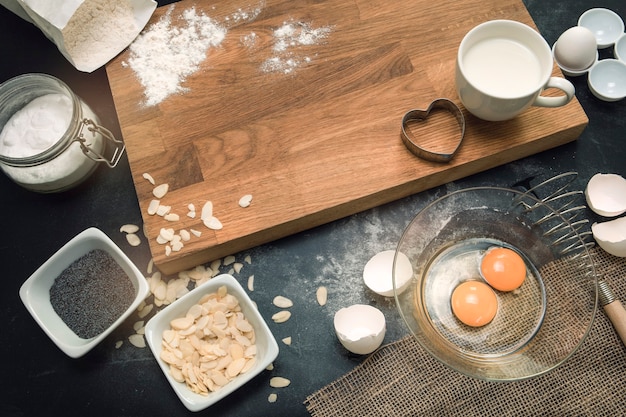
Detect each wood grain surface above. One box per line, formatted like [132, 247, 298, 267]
[106, 0, 588, 274]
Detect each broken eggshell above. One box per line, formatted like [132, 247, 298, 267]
[592, 216, 626, 257]
[585, 173, 626, 217]
[333, 304, 386, 355]
[363, 250, 413, 297]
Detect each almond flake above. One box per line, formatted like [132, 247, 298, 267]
[164, 213, 180, 221]
[126, 233, 141, 247]
[271, 310, 291, 323]
[282, 336, 292, 346]
[190, 228, 202, 237]
[204, 216, 223, 230]
[147, 199, 160, 215]
[239, 194, 252, 208]
[200, 201, 213, 220]
[153, 183, 169, 199]
[223, 255, 236, 266]
[268, 393, 277, 403]
[269, 376, 291, 388]
[129, 334, 146, 348]
[273, 296, 293, 308]
[142, 172, 156, 185]
[247, 275, 254, 291]
[120, 224, 139, 234]
[316, 286, 328, 306]
[156, 205, 171, 216]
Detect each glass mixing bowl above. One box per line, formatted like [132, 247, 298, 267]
[393, 186, 598, 381]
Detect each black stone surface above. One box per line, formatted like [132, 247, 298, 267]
[1, 1, 624, 416]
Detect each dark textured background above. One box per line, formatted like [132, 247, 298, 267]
[1, 1, 624, 416]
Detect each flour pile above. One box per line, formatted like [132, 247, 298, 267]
[127, 6, 227, 106]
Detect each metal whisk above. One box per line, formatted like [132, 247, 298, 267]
[514, 171, 626, 347]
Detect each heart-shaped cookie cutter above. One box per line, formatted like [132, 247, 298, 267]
[400, 98, 466, 163]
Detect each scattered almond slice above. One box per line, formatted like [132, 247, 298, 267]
[316, 286, 328, 306]
[223, 255, 236, 266]
[142, 172, 155, 185]
[128, 334, 146, 348]
[126, 233, 141, 247]
[180, 229, 191, 241]
[153, 183, 169, 199]
[204, 216, 223, 230]
[271, 310, 291, 323]
[273, 296, 293, 308]
[164, 213, 180, 222]
[200, 201, 213, 220]
[239, 194, 253, 208]
[133, 321, 145, 332]
[190, 228, 202, 237]
[247, 275, 254, 291]
[244, 255, 252, 264]
[115, 340, 123, 349]
[147, 258, 154, 274]
[234, 262, 244, 274]
[120, 224, 139, 234]
[269, 376, 291, 388]
[282, 336, 292, 346]
[138, 303, 154, 319]
[156, 205, 171, 216]
[268, 393, 277, 403]
[147, 199, 160, 215]
[187, 211, 196, 218]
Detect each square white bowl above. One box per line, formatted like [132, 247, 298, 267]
[19, 227, 150, 358]
[144, 274, 279, 412]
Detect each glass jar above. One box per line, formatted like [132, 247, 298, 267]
[0, 73, 124, 193]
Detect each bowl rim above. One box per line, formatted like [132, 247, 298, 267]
[578, 8, 625, 48]
[393, 185, 598, 381]
[587, 59, 626, 102]
[18, 227, 150, 358]
[144, 273, 279, 412]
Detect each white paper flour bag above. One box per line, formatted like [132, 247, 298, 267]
[1, 0, 156, 72]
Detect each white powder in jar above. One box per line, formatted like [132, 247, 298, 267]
[0, 94, 104, 191]
[127, 5, 227, 106]
[0, 94, 73, 158]
[62, 0, 139, 72]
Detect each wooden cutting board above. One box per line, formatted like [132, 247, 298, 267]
[106, 0, 588, 274]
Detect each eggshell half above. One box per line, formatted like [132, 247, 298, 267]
[585, 173, 626, 217]
[592, 216, 626, 257]
[363, 250, 413, 297]
[333, 304, 386, 355]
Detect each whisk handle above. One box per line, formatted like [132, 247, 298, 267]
[603, 300, 626, 348]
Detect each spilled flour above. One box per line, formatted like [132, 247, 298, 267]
[125, 1, 332, 105]
[260, 20, 333, 74]
[126, 5, 227, 106]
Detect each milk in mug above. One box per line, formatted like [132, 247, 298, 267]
[462, 38, 543, 97]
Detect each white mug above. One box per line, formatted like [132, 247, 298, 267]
[456, 20, 575, 121]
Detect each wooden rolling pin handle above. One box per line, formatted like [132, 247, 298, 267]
[603, 300, 626, 347]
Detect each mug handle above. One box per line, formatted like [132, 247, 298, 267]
[533, 77, 575, 108]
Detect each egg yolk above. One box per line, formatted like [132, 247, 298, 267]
[480, 247, 526, 292]
[450, 281, 498, 327]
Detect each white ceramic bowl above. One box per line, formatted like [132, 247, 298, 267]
[615, 33, 626, 63]
[19, 227, 150, 358]
[588, 59, 626, 101]
[578, 8, 625, 48]
[144, 274, 279, 412]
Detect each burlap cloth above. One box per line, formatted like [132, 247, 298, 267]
[305, 248, 626, 416]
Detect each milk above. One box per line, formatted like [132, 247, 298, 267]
[462, 38, 543, 97]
